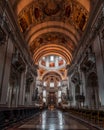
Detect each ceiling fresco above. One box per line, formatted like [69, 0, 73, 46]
[42, 71, 63, 83]
[33, 44, 72, 65]
[13, 0, 89, 65]
[29, 32, 75, 55]
[37, 55, 67, 81]
[10, 0, 92, 78]
[38, 68, 64, 80]
[39, 55, 66, 69]
[17, 0, 89, 33]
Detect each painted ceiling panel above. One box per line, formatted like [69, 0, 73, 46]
[12, 0, 91, 14]
[10, 0, 91, 66]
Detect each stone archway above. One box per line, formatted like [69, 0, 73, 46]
[86, 72, 100, 109]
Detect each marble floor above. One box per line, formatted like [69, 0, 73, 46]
[7, 110, 98, 130]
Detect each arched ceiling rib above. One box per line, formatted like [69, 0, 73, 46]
[10, 0, 92, 65]
[33, 44, 72, 65]
[26, 21, 80, 46]
[42, 71, 62, 81]
[12, 0, 91, 14]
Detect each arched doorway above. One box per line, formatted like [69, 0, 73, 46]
[86, 72, 100, 109]
[42, 72, 62, 110]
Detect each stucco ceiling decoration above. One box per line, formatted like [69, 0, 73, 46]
[29, 32, 75, 55]
[12, 0, 91, 65]
[38, 66, 66, 80]
[33, 44, 72, 65]
[13, 0, 90, 15]
[42, 71, 62, 82]
[17, 0, 89, 33]
[26, 21, 80, 49]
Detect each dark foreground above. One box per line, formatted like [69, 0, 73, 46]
[7, 109, 98, 130]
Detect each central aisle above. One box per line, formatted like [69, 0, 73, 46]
[8, 109, 98, 130]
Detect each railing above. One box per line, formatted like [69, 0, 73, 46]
[0, 107, 39, 129]
[68, 108, 104, 128]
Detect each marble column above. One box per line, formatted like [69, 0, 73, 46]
[79, 71, 86, 107]
[15, 82, 19, 107]
[93, 34, 104, 106]
[71, 83, 76, 107]
[18, 66, 27, 106]
[0, 37, 13, 105]
[29, 82, 34, 106]
[100, 29, 104, 74]
[55, 56, 58, 67]
[67, 76, 73, 106]
[7, 83, 12, 107]
[46, 57, 49, 67]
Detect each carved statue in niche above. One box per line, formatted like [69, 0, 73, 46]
[34, 8, 40, 20]
[65, 5, 71, 17]
[79, 14, 86, 31]
[19, 17, 28, 32]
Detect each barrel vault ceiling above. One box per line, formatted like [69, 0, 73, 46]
[10, 0, 93, 65]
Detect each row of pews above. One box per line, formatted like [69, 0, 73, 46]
[67, 108, 104, 128]
[0, 107, 39, 129]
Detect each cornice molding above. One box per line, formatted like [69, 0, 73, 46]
[0, 0, 37, 73]
[72, 1, 104, 66]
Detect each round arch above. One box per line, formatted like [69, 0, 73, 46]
[42, 70, 63, 81]
[33, 44, 72, 64]
[13, 0, 91, 15]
